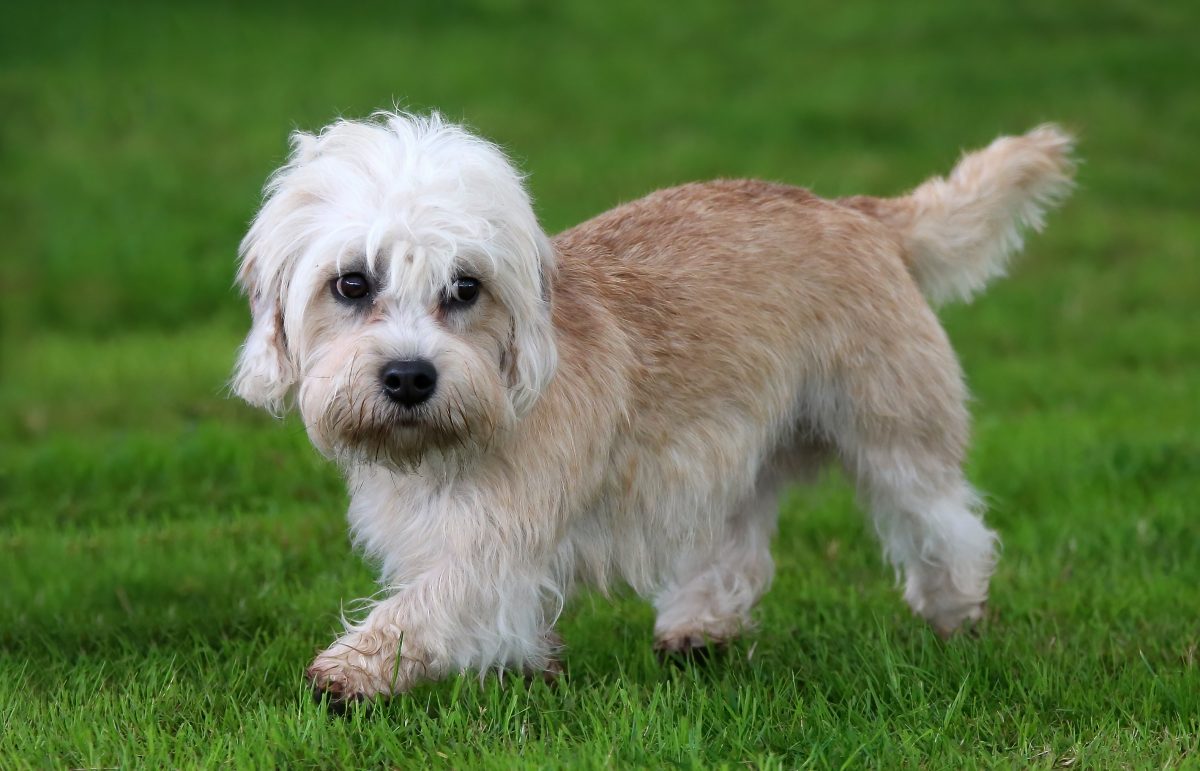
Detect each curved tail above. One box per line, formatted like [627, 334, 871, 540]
[844, 125, 1076, 305]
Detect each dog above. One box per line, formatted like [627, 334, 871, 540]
[233, 113, 1074, 704]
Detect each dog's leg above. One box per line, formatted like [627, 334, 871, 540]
[858, 459, 995, 637]
[652, 475, 780, 657]
[307, 552, 563, 705]
[835, 314, 998, 637]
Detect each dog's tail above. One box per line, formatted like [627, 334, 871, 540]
[843, 125, 1075, 305]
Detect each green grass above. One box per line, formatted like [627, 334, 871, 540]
[2, 0, 1199, 766]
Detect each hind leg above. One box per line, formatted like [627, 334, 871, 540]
[652, 464, 792, 654]
[836, 310, 998, 636]
[853, 446, 996, 636]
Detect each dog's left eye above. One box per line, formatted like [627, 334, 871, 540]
[444, 277, 481, 308]
[334, 272, 372, 301]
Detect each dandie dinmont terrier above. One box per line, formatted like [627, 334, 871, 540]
[233, 113, 1073, 704]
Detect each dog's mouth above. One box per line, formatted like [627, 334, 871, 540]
[310, 375, 509, 467]
[392, 414, 422, 428]
[365, 408, 438, 438]
[326, 396, 497, 464]
[385, 405, 449, 433]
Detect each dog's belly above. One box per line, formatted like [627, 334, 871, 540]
[564, 414, 831, 596]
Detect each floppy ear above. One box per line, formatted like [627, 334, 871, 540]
[505, 232, 558, 417]
[230, 131, 320, 414]
[231, 234, 297, 415]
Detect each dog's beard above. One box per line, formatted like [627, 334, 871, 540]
[304, 376, 506, 471]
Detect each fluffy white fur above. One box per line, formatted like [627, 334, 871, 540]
[235, 114, 555, 420]
[233, 113, 1074, 703]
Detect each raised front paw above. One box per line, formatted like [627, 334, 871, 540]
[306, 632, 429, 709]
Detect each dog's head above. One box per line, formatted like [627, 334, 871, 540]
[232, 112, 557, 465]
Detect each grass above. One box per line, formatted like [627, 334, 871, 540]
[2, 0, 1198, 766]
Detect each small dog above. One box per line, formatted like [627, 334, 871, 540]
[233, 113, 1073, 703]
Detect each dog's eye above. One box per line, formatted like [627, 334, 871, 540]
[444, 277, 481, 308]
[334, 273, 372, 301]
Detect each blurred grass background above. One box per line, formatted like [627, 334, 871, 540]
[1, 0, 1198, 767]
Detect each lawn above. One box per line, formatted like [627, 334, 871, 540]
[2, 0, 1198, 767]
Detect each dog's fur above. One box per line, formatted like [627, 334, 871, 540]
[233, 113, 1074, 702]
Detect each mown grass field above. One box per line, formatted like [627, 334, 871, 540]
[2, 1, 1198, 767]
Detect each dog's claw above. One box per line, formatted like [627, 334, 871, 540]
[653, 634, 728, 666]
[524, 657, 566, 687]
[523, 631, 566, 686]
[309, 675, 370, 716]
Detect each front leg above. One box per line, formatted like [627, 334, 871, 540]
[307, 558, 563, 705]
[306, 594, 436, 705]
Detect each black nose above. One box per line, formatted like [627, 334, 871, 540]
[380, 359, 438, 407]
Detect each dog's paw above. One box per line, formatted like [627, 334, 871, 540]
[653, 631, 729, 665]
[927, 600, 987, 640]
[904, 567, 990, 640]
[524, 655, 566, 686]
[522, 630, 566, 685]
[309, 674, 370, 715]
[305, 636, 412, 710]
[306, 656, 387, 713]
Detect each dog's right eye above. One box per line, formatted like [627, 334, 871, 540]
[334, 273, 372, 301]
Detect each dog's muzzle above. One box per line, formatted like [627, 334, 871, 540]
[380, 359, 438, 407]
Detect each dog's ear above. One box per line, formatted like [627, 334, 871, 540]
[232, 243, 297, 415]
[505, 232, 558, 417]
[231, 133, 315, 414]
